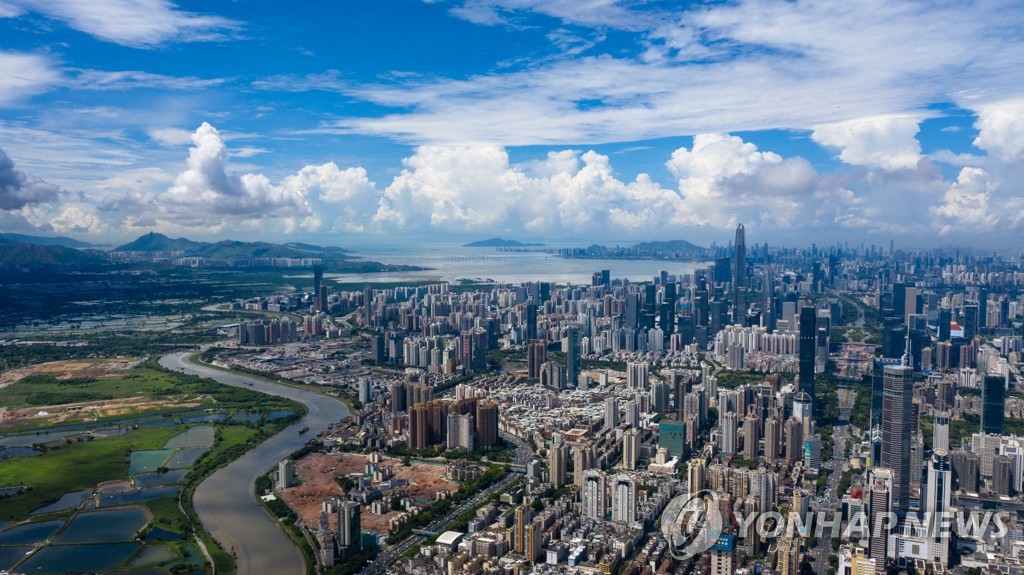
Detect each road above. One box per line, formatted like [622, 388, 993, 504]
[809, 387, 855, 571]
[160, 351, 351, 575]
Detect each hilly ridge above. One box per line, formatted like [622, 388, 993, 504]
[113, 232, 350, 261]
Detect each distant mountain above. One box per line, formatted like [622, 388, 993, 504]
[464, 237, 545, 247]
[0, 238, 106, 267]
[0, 233, 95, 248]
[112, 232, 351, 261]
[112, 232, 202, 253]
[631, 239, 707, 254]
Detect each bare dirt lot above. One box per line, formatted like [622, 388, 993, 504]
[0, 358, 142, 389]
[280, 452, 459, 535]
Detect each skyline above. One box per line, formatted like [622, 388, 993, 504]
[0, 1, 1023, 246]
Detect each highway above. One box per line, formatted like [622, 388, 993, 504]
[160, 351, 351, 575]
[808, 387, 855, 571]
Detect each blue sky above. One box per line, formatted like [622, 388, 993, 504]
[0, 0, 1023, 247]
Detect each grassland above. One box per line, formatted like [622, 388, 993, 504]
[0, 365, 194, 409]
[0, 424, 184, 520]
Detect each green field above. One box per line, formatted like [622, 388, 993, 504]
[0, 424, 185, 520]
[0, 366, 200, 409]
[0, 358, 299, 415]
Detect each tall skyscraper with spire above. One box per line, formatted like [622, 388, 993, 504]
[734, 223, 746, 291]
[798, 305, 817, 399]
[733, 223, 747, 323]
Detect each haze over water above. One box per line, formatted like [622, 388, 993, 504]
[329, 243, 701, 285]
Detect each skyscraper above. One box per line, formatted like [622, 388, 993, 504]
[734, 223, 746, 295]
[514, 505, 531, 552]
[339, 501, 361, 550]
[475, 400, 499, 447]
[527, 339, 546, 380]
[604, 397, 619, 429]
[565, 324, 581, 386]
[720, 411, 738, 455]
[623, 428, 640, 471]
[982, 374, 1005, 435]
[933, 411, 950, 452]
[867, 469, 892, 564]
[582, 469, 607, 520]
[926, 450, 951, 566]
[524, 302, 538, 341]
[313, 264, 323, 309]
[798, 306, 817, 399]
[882, 362, 913, 510]
[549, 443, 567, 488]
[363, 285, 373, 327]
[611, 474, 637, 523]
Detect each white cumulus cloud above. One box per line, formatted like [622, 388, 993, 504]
[972, 99, 1024, 163]
[148, 123, 311, 224]
[811, 115, 923, 170]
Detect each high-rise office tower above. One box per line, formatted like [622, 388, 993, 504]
[524, 302, 539, 341]
[982, 374, 1005, 435]
[611, 474, 637, 523]
[313, 263, 323, 296]
[926, 450, 951, 566]
[963, 303, 978, 340]
[642, 284, 657, 329]
[363, 285, 373, 326]
[549, 443, 567, 488]
[475, 400, 499, 447]
[951, 450, 980, 493]
[313, 264, 324, 311]
[565, 324, 581, 386]
[734, 223, 746, 294]
[582, 469, 607, 520]
[992, 455, 1015, 496]
[671, 370, 687, 420]
[623, 428, 640, 471]
[938, 307, 951, 341]
[867, 469, 892, 564]
[763, 267, 776, 333]
[527, 339, 546, 380]
[933, 411, 950, 452]
[793, 391, 814, 438]
[882, 361, 914, 510]
[784, 417, 803, 466]
[624, 293, 639, 330]
[339, 501, 361, 550]
[798, 306, 817, 399]
[979, 288, 989, 329]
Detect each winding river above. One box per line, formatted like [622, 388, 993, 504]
[159, 351, 351, 575]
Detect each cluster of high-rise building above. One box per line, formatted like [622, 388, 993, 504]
[224, 226, 1024, 575]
